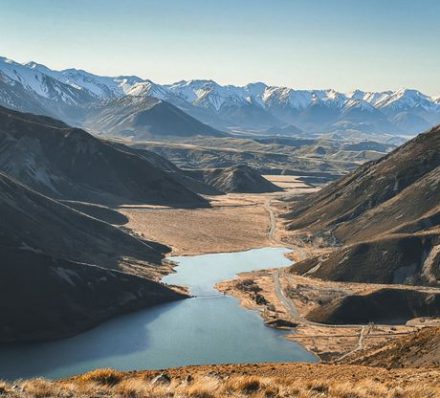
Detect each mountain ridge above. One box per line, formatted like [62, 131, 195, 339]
[0, 105, 208, 206]
[1, 56, 439, 135]
[286, 124, 440, 286]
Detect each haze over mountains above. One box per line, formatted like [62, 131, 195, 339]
[1, 56, 439, 136]
[84, 95, 224, 139]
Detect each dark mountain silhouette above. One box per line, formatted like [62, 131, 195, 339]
[0, 172, 185, 342]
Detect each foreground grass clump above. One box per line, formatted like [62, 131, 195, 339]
[2, 363, 440, 398]
[76, 368, 124, 386]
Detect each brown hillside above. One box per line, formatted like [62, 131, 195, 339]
[287, 125, 440, 286]
[292, 232, 440, 285]
[0, 172, 185, 342]
[186, 165, 282, 193]
[0, 105, 206, 206]
[286, 124, 440, 242]
[306, 288, 440, 325]
[349, 326, 440, 368]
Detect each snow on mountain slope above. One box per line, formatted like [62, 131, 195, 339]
[375, 89, 440, 113]
[166, 80, 253, 111]
[347, 90, 394, 106]
[0, 55, 439, 134]
[0, 57, 53, 99]
[343, 98, 376, 112]
[127, 80, 171, 100]
[27, 61, 142, 99]
[60, 69, 142, 98]
[0, 57, 88, 105]
[167, 82, 349, 112]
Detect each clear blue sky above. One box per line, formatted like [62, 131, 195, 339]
[0, 0, 439, 95]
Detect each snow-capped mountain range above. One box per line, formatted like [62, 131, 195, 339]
[1, 56, 439, 136]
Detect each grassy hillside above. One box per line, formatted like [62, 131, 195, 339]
[2, 363, 439, 397]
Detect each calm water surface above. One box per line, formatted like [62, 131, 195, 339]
[0, 247, 316, 380]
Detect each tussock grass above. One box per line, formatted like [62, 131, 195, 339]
[76, 368, 124, 386]
[2, 366, 440, 398]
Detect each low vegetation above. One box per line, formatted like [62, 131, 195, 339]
[2, 364, 440, 398]
[349, 326, 440, 368]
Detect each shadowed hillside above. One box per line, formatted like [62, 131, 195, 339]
[0, 247, 184, 342]
[292, 233, 440, 285]
[0, 106, 207, 207]
[0, 172, 186, 342]
[286, 125, 440, 241]
[0, 172, 168, 271]
[287, 125, 440, 286]
[306, 288, 440, 325]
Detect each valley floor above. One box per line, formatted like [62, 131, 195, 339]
[119, 175, 317, 256]
[5, 174, 439, 396]
[119, 175, 440, 364]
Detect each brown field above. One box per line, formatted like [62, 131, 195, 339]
[120, 175, 315, 256]
[263, 175, 320, 192]
[4, 363, 440, 398]
[120, 194, 272, 256]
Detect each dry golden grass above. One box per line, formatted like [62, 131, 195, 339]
[120, 194, 273, 256]
[3, 364, 440, 398]
[75, 368, 124, 385]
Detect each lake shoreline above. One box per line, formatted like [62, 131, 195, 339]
[0, 248, 314, 381]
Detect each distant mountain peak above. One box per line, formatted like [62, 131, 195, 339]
[0, 54, 439, 135]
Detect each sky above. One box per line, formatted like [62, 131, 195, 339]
[0, 0, 439, 95]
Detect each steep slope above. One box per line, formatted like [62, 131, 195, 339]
[0, 172, 167, 273]
[0, 106, 207, 206]
[0, 172, 185, 342]
[0, 57, 95, 124]
[306, 288, 440, 325]
[186, 165, 282, 193]
[286, 125, 440, 241]
[0, 248, 183, 342]
[48, 67, 142, 99]
[164, 80, 284, 130]
[109, 141, 222, 195]
[293, 233, 440, 285]
[348, 326, 440, 368]
[84, 96, 226, 139]
[287, 125, 440, 286]
[167, 81, 440, 134]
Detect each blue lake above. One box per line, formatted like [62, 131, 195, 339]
[0, 247, 316, 380]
